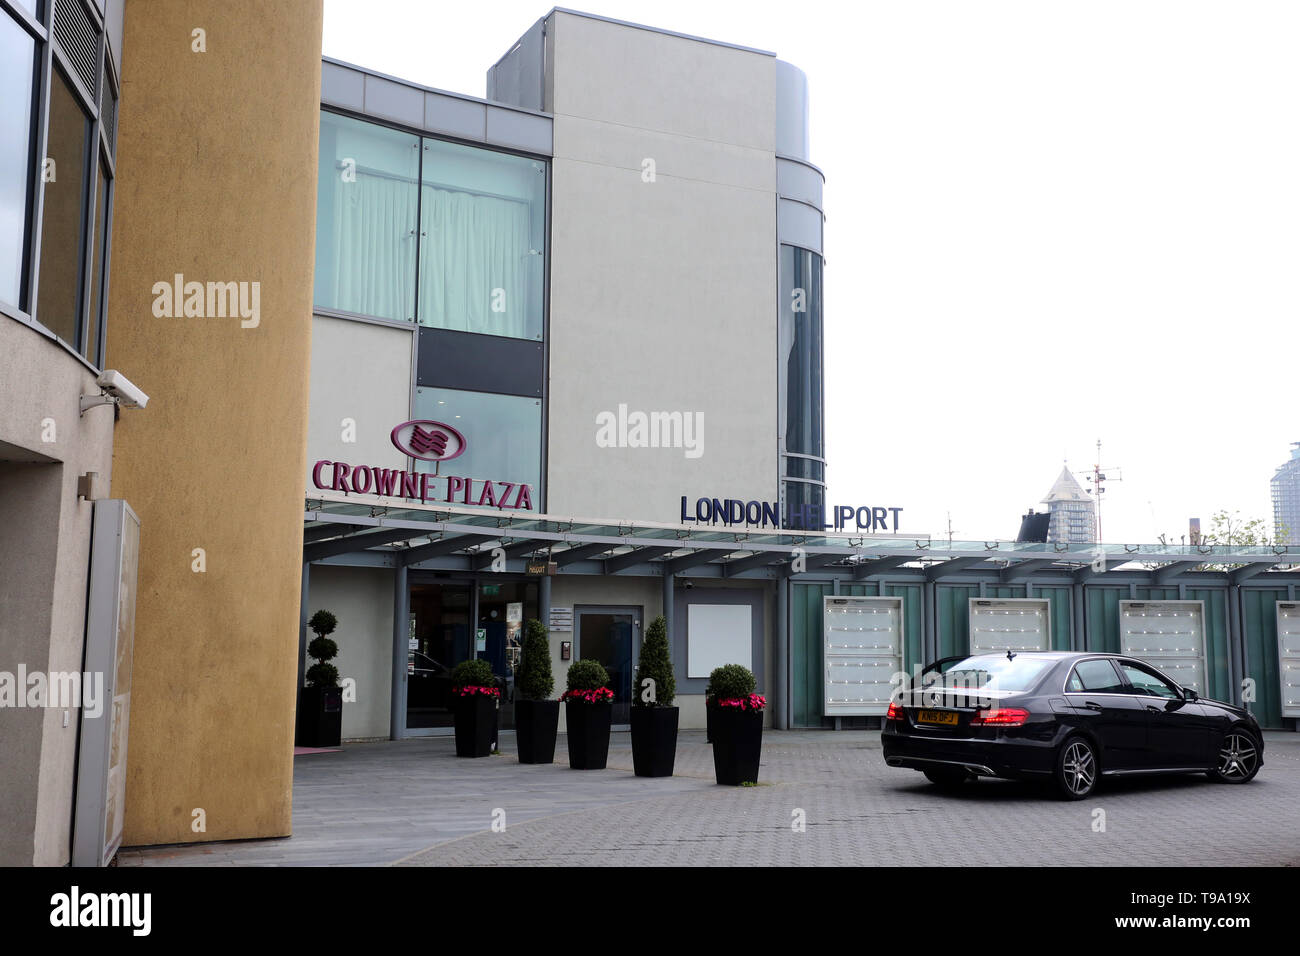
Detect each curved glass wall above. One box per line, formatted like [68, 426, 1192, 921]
[778, 244, 825, 519]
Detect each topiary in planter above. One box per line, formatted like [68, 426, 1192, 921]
[632, 615, 674, 707]
[305, 609, 340, 688]
[562, 659, 613, 770]
[298, 609, 342, 747]
[706, 663, 765, 785]
[515, 619, 560, 764]
[516, 619, 554, 701]
[630, 615, 678, 777]
[451, 658, 498, 757]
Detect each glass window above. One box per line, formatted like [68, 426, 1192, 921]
[938, 654, 1054, 693]
[36, 68, 91, 346]
[0, 13, 37, 311]
[418, 138, 545, 340]
[1068, 659, 1125, 693]
[1118, 662, 1180, 699]
[314, 110, 419, 322]
[779, 244, 824, 458]
[85, 159, 108, 365]
[413, 387, 542, 507]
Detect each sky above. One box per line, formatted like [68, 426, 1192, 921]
[322, 0, 1299, 544]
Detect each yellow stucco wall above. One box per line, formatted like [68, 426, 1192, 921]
[105, 0, 322, 845]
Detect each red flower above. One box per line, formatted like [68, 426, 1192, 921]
[454, 685, 500, 698]
[715, 693, 767, 711]
[561, 687, 615, 704]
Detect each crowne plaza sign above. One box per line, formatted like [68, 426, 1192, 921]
[311, 420, 534, 510]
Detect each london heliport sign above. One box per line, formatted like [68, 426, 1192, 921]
[681, 496, 903, 532]
[311, 420, 534, 511]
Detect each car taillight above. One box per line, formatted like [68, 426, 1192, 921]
[971, 707, 1029, 727]
[886, 702, 906, 722]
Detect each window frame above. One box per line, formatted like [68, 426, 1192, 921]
[3, 0, 116, 372]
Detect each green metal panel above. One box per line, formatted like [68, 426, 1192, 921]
[1186, 588, 1231, 704]
[1136, 587, 1179, 601]
[1242, 589, 1286, 729]
[986, 585, 1026, 599]
[937, 585, 977, 659]
[791, 583, 831, 727]
[1035, 586, 1073, 650]
[1086, 588, 1124, 652]
[841, 583, 880, 597]
[884, 583, 923, 672]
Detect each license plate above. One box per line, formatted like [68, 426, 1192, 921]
[917, 709, 959, 726]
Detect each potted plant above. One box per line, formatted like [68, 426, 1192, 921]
[630, 615, 678, 777]
[514, 619, 559, 764]
[561, 659, 613, 770]
[451, 658, 499, 758]
[297, 609, 343, 747]
[706, 664, 766, 786]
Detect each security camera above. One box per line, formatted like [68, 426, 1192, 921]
[80, 369, 149, 416]
[98, 370, 148, 408]
[683, 580, 694, 590]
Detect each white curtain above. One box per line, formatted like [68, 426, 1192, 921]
[331, 172, 417, 321]
[418, 185, 530, 337]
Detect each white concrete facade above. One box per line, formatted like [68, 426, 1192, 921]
[542, 11, 780, 522]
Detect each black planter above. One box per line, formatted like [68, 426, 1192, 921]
[706, 702, 715, 744]
[565, 700, 612, 769]
[516, 699, 560, 764]
[630, 706, 678, 777]
[296, 686, 342, 748]
[710, 705, 763, 785]
[454, 693, 498, 758]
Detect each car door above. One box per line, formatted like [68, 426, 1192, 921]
[1056, 658, 1148, 769]
[1115, 659, 1207, 767]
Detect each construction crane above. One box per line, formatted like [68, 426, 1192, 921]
[1085, 438, 1122, 543]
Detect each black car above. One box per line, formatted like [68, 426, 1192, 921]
[882, 651, 1263, 799]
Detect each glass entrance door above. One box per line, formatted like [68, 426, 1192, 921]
[406, 581, 472, 730]
[575, 607, 639, 726]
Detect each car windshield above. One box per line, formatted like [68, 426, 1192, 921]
[933, 654, 1054, 693]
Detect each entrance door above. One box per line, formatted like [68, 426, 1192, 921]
[575, 606, 639, 726]
[406, 581, 472, 731]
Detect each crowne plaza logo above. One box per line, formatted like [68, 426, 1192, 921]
[390, 420, 466, 462]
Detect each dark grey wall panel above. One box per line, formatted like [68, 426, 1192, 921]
[416, 326, 543, 397]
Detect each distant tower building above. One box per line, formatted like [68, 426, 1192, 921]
[1272, 442, 1300, 544]
[1042, 466, 1097, 544]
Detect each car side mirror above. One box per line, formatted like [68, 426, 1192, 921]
[1182, 687, 1199, 701]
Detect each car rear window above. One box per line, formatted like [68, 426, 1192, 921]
[937, 655, 1054, 693]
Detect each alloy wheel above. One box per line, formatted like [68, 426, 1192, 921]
[1217, 732, 1259, 781]
[1061, 740, 1095, 796]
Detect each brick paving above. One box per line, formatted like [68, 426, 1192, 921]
[117, 729, 1300, 867]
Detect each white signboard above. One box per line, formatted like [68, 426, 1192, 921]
[823, 596, 903, 716]
[548, 606, 573, 631]
[1120, 600, 1206, 693]
[687, 604, 751, 677]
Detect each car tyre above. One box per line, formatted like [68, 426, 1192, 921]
[923, 766, 972, 789]
[1053, 736, 1097, 800]
[1207, 726, 1261, 784]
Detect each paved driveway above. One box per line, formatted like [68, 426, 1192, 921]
[117, 729, 1300, 867]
